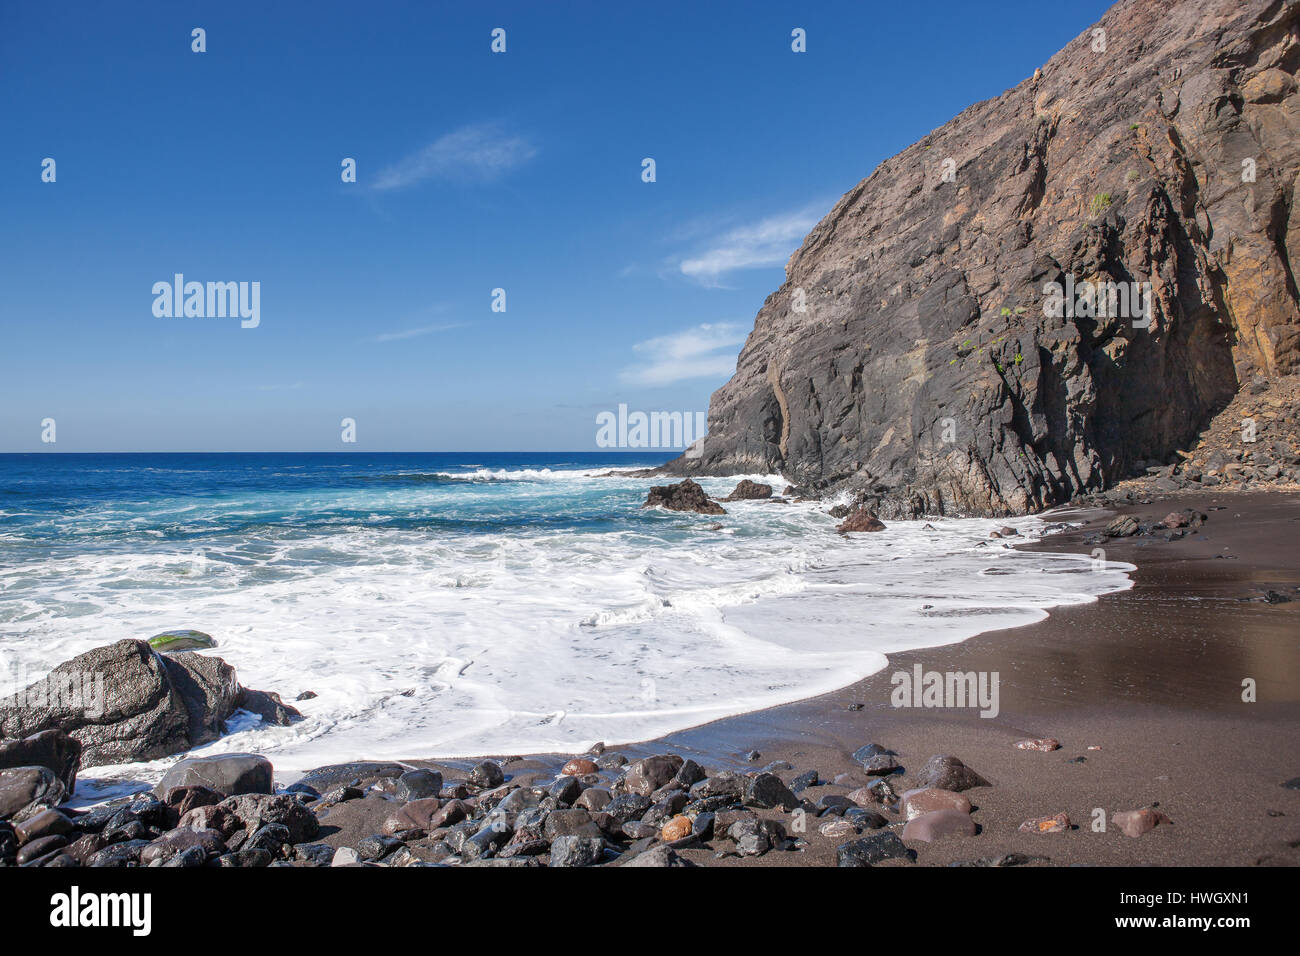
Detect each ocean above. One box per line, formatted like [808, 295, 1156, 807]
[0, 452, 1133, 784]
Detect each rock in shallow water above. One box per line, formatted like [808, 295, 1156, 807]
[642, 479, 726, 516]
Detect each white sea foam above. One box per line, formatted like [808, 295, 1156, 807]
[0, 471, 1133, 788]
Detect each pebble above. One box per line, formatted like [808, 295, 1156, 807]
[1018, 812, 1070, 834]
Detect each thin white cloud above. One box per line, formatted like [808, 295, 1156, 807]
[251, 382, 306, 391]
[373, 123, 537, 191]
[620, 322, 747, 386]
[372, 322, 467, 343]
[679, 207, 821, 285]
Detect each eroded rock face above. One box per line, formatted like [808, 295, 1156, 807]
[666, 0, 1300, 516]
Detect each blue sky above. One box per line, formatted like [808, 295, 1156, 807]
[0, 0, 1112, 452]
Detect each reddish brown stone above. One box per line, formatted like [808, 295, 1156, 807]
[660, 815, 692, 842]
[1113, 808, 1172, 838]
[382, 796, 442, 835]
[901, 787, 972, 820]
[836, 508, 886, 533]
[561, 758, 598, 776]
[902, 809, 977, 842]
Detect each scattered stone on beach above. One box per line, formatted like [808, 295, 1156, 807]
[729, 818, 786, 856]
[1014, 738, 1061, 752]
[743, 772, 799, 811]
[660, 815, 692, 842]
[918, 754, 991, 792]
[621, 844, 693, 867]
[903, 809, 978, 842]
[623, 754, 683, 795]
[1018, 812, 1071, 834]
[837, 831, 913, 866]
[1104, 515, 1140, 538]
[836, 508, 887, 533]
[1112, 808, 1172, 838]
[549, 835, 604, 867]
[642, 479, 726, 516]
[862, 754, 901, 776]
[561, 758, 598, 776]
[147, 629, 217, 653]
[902, 787, 972, 820]
[852, 743, 896, 762]
[0, 730, 81, 792]
[819, 819, 860, 839]
[155, 753, 273, 798]
[790, 769, 819, 792]
[724, 480, 773, 501]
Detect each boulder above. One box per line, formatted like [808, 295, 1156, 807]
[642, 479, 726, 516]
[235, 688, 302, 726]
[0, 729, 81, 791]
[0, 766, 65, 822]
[0, 639, 295, 766]
[724, 480, 773, 500]
[217, 793, 319, 844]
[154, 753, 273, 798]
[742, 772, 799, 811]
[836, 508, 887, 533]
[394, 769, 443, 801]
[294, 761, 407, 793]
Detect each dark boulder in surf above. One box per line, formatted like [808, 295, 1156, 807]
[0, 639, 301, 767]
[642, 479, 726, 516]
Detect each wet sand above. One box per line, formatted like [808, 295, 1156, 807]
[603, 491, 1300, 865]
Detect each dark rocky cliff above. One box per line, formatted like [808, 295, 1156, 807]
[666, 0, 1300, 517]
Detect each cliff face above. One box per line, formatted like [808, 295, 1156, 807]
[668, 0, 1300, 517]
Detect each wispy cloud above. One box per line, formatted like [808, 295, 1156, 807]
[678, 206, 821, 285]
[372, 322, 467, 343]
[251, 382, 306, 392]
[373, 123, 537, 191]
[620, 322, 747, 386]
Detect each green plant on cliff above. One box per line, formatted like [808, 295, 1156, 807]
[1090, 192, 1113, 217]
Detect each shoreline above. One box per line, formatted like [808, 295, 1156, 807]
[378, 489, 1300, 865]
[7, 489, 1298, 868]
